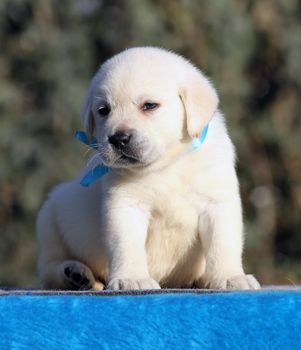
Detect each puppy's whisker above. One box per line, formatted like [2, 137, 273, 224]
[81, 142, 102, 159]
[83, 148, 93, 158]
[81, 144, 96, 158]
[87, 153, 102, 168]
[90, 143, 101, 148]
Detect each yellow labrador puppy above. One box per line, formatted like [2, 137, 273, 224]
[37, 47, 260, 290]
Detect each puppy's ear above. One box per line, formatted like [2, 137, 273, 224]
[81, 78, 95, 138]
[179, 68, 219, 138]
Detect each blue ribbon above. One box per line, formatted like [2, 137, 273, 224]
[75, 131, 111, 187]
[76, 124, 209, 187]
[75, 131, 98, 150]
[80, 164, 111, 187]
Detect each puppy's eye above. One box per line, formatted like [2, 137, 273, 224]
[141, 102, 159, 112]
[98, 105, 110, 117]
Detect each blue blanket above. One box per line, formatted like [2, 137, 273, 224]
[0, 290, 300, 349]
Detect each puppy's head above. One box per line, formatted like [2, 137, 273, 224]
[81, 47, 219, 169]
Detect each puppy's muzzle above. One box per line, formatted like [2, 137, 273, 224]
[108, 130, 133, 150]
[108, 128, 144, 164]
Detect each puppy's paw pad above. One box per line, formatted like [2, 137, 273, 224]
[61, 261, 95, 290]
[107, 277, 160, 290]
[227, 274, 260, 290]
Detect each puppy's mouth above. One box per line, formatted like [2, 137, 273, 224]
[119, 152, 141, 164]
[101, 147, 148, 168]
[98, 141, 161, 169]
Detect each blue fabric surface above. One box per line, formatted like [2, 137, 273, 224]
[0, 291, 300, 350]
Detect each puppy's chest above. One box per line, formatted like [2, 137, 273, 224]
[148, 189, 199, 237]
[145, 189, 201, 279]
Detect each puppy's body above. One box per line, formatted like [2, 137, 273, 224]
[37, 47, 259, 290]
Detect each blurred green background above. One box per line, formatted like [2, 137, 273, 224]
[0, 0, 300, 287]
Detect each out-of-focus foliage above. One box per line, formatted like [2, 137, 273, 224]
[0, 0, 300, 287]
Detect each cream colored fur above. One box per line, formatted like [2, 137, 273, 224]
[37, 47, 260, 290]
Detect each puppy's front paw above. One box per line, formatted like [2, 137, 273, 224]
[107, 277, 160, 290]
[61, 260, 97, 290]
[206, 274, 260, 290]
[226, 274, 260, 290]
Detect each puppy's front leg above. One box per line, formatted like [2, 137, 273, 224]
[105, 204, 160, 290]
[200, 201, 260, 290]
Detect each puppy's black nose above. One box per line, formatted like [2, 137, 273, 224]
[108, 131, 132, 149]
